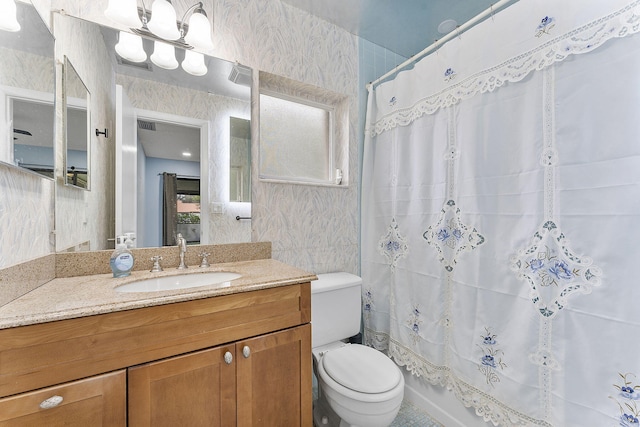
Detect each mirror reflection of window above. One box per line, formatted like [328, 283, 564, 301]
[63, 57, 90, 190]
[176, 177, 201, 244]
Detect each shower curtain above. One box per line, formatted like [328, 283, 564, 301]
[361, 1, 640, 426]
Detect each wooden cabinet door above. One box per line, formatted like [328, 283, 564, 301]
[236, 324, 312, 427]
[128, 345, 236, 427]
[0, 370, 126, 427]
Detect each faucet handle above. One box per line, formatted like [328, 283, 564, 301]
[199, 252, 210, 268]
[150, 255, 164, 272]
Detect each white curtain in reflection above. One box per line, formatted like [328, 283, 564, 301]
[362, 1, 640, 426]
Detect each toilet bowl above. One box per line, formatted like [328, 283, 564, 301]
[313, 343, 404, 427]
[311, 273, 404, 427]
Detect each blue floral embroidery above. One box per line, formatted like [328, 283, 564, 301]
[477, 327, 506, 387]
[481, 328, 497, 345]
[378, 218, 409, 271]
[611, 373, 640, 426]
[535, 16, 555, 37]
[526, 247, 578, 287]
[363, 289, 373, 313]
[362, 288, 374, 324]
[424, 200, 485, 272]
[406, 305, 422, 346]
[510, 221, 601, 318]
[444, 67, 456, 82]
[437, 228, 450, 241]
[389, 96, 397, 107]
[385, 240, 401, 252]
[549, 260, 573, 280]
[621, 414, 639, 427]
[481, 354, 496, 368]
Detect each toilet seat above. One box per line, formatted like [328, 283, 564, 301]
[321, 345, 402, 394]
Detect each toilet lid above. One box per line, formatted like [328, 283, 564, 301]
[321, 345, 401, 394]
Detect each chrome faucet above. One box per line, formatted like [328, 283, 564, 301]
[177, 233, 188, 270]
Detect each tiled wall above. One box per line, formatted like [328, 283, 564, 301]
[359, 39, 408, 89]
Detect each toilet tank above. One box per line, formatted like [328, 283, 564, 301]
[311, 272, 362, 348]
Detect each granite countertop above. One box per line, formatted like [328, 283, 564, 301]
[0, 259, 316, 329]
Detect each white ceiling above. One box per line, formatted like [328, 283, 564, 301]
[137, 120, 201, 162]
[282, 0, 516, 59]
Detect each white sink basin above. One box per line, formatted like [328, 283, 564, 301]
[115, 271, 241, 293]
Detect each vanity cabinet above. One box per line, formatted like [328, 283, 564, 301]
[0, 282, 312, 426]
[128, 324, 310, 426]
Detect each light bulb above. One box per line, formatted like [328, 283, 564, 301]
[104, 0, 142, 28]
[115, 31, 147, 63]
[184, 9, 213, 50]
[182, 50, 207, 76]
[150, 41, 178, 70]
[147, 0, 180, 40]
[0, 0, 20, 32]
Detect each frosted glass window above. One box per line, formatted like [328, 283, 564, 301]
[259, 93, 332, 183]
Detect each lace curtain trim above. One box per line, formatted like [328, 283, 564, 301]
[365, 329, 554, 427]
[366, 1, 640, 137]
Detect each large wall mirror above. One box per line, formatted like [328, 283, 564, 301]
[54, 13, 252, 249]
[0, 1, 55, 178]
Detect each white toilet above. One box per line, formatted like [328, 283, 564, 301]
[311, 272, 404, 427]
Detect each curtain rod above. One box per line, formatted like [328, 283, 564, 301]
[367, 0, 518, 89]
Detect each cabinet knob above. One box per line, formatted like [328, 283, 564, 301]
[39, 395, 64, 409]
[242, 346, 251, 358]
[224, 351, 233, 365]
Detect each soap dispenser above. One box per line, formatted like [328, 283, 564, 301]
[110, 236, 134, 278]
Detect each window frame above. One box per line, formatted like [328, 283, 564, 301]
[258, 89, 336, 185]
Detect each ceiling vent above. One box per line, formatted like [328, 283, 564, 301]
[228, 63, 252, 87]
[137, 119, 156, 131]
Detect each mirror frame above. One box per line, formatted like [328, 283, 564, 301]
[63, 55, 91, 190]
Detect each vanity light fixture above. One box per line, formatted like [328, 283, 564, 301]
[182, 151, 192, 157]
[115, 31, 147, 63]
[146, 0, 180, 41]
[150, 40, 178, 70]
[182, 4, 214, 50]
[0, 0, 20, 32]
[182, 50, 208, 76]
[105, 0, 142, 28]
[104, 0, 214, 51]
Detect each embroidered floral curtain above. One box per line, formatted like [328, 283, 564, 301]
[361, 1, 640, 426]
